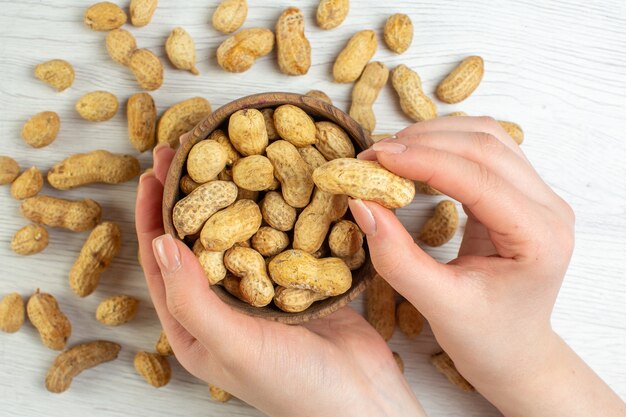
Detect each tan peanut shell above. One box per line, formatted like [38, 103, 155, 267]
[384, 14, 413, 54]
[328, 220, 363, 257]
[236, 187, 259, 202]
[156, 330, 173, 356]
[218, 167, 233, 182]
[166, 27, 199, 75]
[27, 290, 72, 350]
[106, 29, 137, 66]
[96, 295, 139, 326]
[217, 28, 275, 73]
[180, 175, 200, 194]
[221, 273, 245, 300]
[261, 108, 279, 141]
[274, 105, 316, 147]
[266, 140, 315, 208]
[416, 181, 442, 196]
[251, 226, 290, 257]
[209, 385, 233, 402]
[419, 200, 458, 247]
[391, 64, 437, 122]
[436, 56, 484, 104]
[224, 247, 274, 307]
[233, 155, 275, 191]
[431, 351, 475, 392]
[447, 111, 468, 117]
[129, 49, 164, 91]
[0, 156, 20, 184]
[393, 352, 404, 373]
[11, 167, 43, 200]
[34, 60, 74, 92]
[499, 120, 524, 144]
[84, 2, 127, 31]
[276, 7, 311, 76]
[260, 191, 297, 231]
[340, 247, 365, 270]
[134, 351, 171, 388]
[21, 111, 60, 148]
[46, 341, 121, 393]
[349, 61, 389, 132]
[333, 30, 377, 83]
[212, 0, 247, 34]
[187, 140, 228, 183]
[293, 189, 348, 253]
[313, 158, 416, 209]
[127, 92, 157, 152]
[157, 97, 211, 148]
[76, 91, 119, 122]
[397, 300, 424, 338]
[298, 146, 328, 170]
[193, 240, 227, 285]
[130, 0, 157, 27]
[48, 150, 140, 190]
[269, 250, 352, 296]
[366, 274, 395, 341]
[69, 222, 122, 297]
[315, 121, 355, 160]
[273, 286, 328, 313]
[305, 90, 333, 105]
[228, 109, 269, 156]
[11, 224, 48, 255]
[20, 196, 102, 232]
[210, 129, 241, 164]
[173, 181, 238, 239]
[0, 293, 25, 333]
[200, 199, 262, 251]
[316, 0, 349, 30]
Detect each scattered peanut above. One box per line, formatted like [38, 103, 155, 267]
[34, 59, 74, 92]
[384, 14, 413, 54]
[436, 56, 484, 104]
[499, 120, 524, 144]
[187, 140, 228, 183]
[193, 240, 227, 285]
[224, 247, 275, 307]
[166, 27, 199, 75]
[127, 92, 157, 152]
[447, 111, 468, 117]
[228, 109, 269, 156]
[11, 224, 48, 256]
[84, 2, 127, 31]
[96, 295, 139, 326]
[276, 7, 311, 76]
[349, 61, 389, 132]
[233, 155, 275, 191]
[130, 0, 158, 27]
[156, 330, 173, 356]
[251, 226, 290, 257]
[328, 220, 363, 257]
[366, 274, 396, 341]
[0, 156, 20, 185]
[391, 64, 437, 122]
[0, 293, 25, 333]
[129, 48, 164, 91]
[305, 90, 333, 105]
[298, 146, 328, 170]
[134, 351, 171, 388]
[106, 29, 137, 66]
[21, 111, 60, 148]
[273, 105, 317, 147]
[157, 97, 212, 148]
[27, 290, 72, 350]
[11, 166, 43, 199]
[397, 300, 424, 338]
[209, 385, 233, 402]
[48, 150, 140, 189]
[315, 121, 355, 160]
[76, 91, 119, 122]
[259, 191, 297, 232]
[333, 30, 377, 83]
[316, 0, 349, 30]
[200, 199, 262, 251]
[266, 140, 315, 208]
[20, 195, 102, 232]
[419, 200, 458, 247]
[212, 0, 248, 34]
[293, 189, 348, 253]
[431, 351, 475, 392]
[274, 286, 328, 313]
[217, 28, 275, 73]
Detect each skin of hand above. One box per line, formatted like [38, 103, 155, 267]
[353, 117, 626, 417]
[136, 143, 426, 417]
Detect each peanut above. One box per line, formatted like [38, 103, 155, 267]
[21, 111, 60, 148]
[366, 274, 395, 341]
[447, 111, 468, 117]
[180, 175, 200, 195]
[233, 155, 275, 191]
[96, 295, 139, 326]
[315, 121, 355, 160]
[187, 140, 228, 183]
[431, 351, 475, 392]
[391, 64, 437, 122]
[212, 0, 247, 34]
[157, 97, 211, 148]
[333, 30, 377, 83]
[224, 247, 274, 307]
[27, 290, 72, 350]
[0, 293, 25, 333]
[261, 108, 280, 141]
[305, 90, 333, 105]
[221, 273, 244, 301]
[251, 226, 290, 257]
[21, 195, 102, 232]
[217, 28, 275, 73]
[127, 92, 157, 152]
[156, 330, 173, 356]
[166, 27, 199, 75]
[0, 156, 19, 184]
[173, 180, 238, 239]
[313, 158, 416, 209]
[419, 200, 458, 247]
[298, 146, 328, 170]
[340, 247, 365, 271]
[273, 105, 316, 147]
[276, 7, 311, 76]
[76, 91, 119, 122]
[193, 240, 227, 285]
[393, 352, 404, 373]
[328, 220, 363, 257]
[48, 150, 140, 190]
[209, 385, 233, 402]
[273, 286, 328, 313]
[69, 222, 122, 297]
[499, 120, 524, 144]
[436, 56, 484, 104]
[349, 61, 389, 132]
[11, 166, 43, 199]
[269, 250, 352, 296]
[371, 133, 393, 142]
[134, 351, 171, 388]
[34, 59, 74, 92]
[106, 29, 137, 66]
[129, 48, 164, 91]
[316, 0, 349, 30]
[266, 140, 315, 208]
[228, 109, 269, 156]
[210, 129, 241, 165]
[236, 187, 259, 202]
[130, 0, 157, 27]
[84, 2, 127, 31]
[11, 224, 48, 256]
[397, 300, 424, 338]
[200, 199, 262, 251]
[383, 14, 413, 54]
[416, 181, 442, 196]
[46, 341, 121, 393]
[293, 189, 348, 253]
[260, 191, 297, 232]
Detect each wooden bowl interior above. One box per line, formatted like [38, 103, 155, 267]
[162, 92, 375, 324]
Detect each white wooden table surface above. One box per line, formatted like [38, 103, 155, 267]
[1, 1, 625, 416]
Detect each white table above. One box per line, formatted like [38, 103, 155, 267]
[1, 1, 625, 416]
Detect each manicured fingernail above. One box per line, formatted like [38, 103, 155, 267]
[357, 148, 376, 160]
[153, 143, 171, 157]
[139, 169, 154, 186]
[153, 234, 181, 274]
[372, 141, 407, 154]
[349, 199, 377, 235]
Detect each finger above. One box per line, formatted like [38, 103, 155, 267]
[153, 144, 176, 185]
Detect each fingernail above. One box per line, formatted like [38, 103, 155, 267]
[153, 234, 181, 275]
[153, 143, 171, 157]
[372, 141, 407, 154]
[139, 169, 154, 186]
[376, 135, 398, 143]
[349, 199, 377, 235]
[356, 148, 376, 160]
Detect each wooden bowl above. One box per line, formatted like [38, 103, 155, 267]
[162, 92, 375, 324]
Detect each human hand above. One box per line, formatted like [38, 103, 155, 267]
[135, 144, 426, 417]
